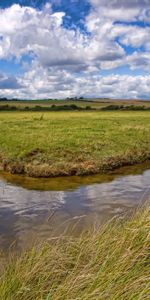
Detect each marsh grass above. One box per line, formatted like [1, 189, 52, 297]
[0, 206, 150, 300]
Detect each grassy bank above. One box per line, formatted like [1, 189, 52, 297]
[0, 206, 149, 299]
[0, 111, 150, 177]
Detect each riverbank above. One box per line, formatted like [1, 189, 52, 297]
[0, 111, 150, 177]
[1, 150, 150, 177]
[0, 205, 149, 300]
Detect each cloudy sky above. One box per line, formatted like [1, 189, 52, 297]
[0, 0, 150, 100]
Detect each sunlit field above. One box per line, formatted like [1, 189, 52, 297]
[0, 110, 150, 177]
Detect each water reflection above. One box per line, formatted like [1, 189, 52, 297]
[0, 161, 150, 251]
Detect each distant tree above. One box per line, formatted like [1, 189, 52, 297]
[0, 97, 8, 101]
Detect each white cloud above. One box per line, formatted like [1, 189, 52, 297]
[1, 62, 150, 100]
[89, 0, 150, 21]
[126, 52, 150, 71]
[0, 2, 150, 99]
[0, 4, 125, 68]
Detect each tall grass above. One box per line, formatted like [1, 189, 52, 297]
[0, 205, 150, 300]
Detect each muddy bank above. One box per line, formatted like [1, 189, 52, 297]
[0, 150, 150, 178]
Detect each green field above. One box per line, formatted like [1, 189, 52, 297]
[0, 110, 150, 177]
[1, 99, 150, 110]
[0, 205, 149, 300]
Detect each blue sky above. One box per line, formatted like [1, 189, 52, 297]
[0, 0, 150, 99]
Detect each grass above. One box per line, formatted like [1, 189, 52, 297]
[0, 111, 150, 177]
[0, 205, 149, 300]
[1, 99, 150, 109]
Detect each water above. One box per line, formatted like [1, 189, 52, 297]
[0, 161, 150, 251]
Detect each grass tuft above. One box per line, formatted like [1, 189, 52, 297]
[0, 206, 150, 299]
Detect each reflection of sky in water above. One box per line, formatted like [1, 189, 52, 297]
[0, 169, 150, 251]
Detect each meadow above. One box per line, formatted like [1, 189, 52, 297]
[0, 205, 149, 300]
[0, 103, 150, 300]
[0, 110, 150, 177]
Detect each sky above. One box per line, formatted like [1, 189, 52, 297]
[0, 0, 150, 100]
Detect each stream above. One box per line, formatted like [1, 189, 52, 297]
[0, 161, 150, 251]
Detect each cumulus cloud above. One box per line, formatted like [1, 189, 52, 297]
[86, 0, 150, 71]
[2, 63, 150, 100]
[0, 3, 126, 70]
[0, 1, 149, 99]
